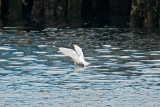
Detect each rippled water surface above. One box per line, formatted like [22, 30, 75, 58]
[0, 26, 160, 107]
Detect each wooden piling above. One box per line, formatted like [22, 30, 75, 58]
[68, 0, 82, 18]
[130, 0, 159, 28]
[0, 0, 1, 16]
[9, 0, 22, 19]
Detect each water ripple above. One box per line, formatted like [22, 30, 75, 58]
[0, 27, 160, 107]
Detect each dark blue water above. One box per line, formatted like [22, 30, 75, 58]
[0, 25, 160, 107]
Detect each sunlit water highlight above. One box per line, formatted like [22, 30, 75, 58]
[0, 26, 160, 107]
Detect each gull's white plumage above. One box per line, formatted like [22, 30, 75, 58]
[73, 45, 84, 59]
[59, 45, 90, 66]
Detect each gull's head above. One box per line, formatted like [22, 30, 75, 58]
[80, 58, 90, 67]
[84, 62, 90, 67]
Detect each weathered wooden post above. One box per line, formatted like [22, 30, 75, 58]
[1, 0, 9, 18]
[67, 0, 82, 27]
[44, 0, 55, 17]
[9, 0, 22, 19]
[0, 0, 2, 27]
[0, 0, 1, 16]
[130, 0, 159, 29]
[32, 0, 66, 17]
[31, 0, 44, 17]
[68, 0, 82, 18]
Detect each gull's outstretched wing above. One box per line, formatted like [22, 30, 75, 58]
[59, 47, 79, 63]
[73, 45, 84, 59]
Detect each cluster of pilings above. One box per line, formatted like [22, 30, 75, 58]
[0, 0, 159, 29]
[0, 0, 82, 18]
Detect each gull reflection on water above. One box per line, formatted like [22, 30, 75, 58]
[74, 66, 90, 72]
[74, 65, 100, 72]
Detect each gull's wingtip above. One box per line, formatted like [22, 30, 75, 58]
[73, 44, 80, 48]
[59, 47, 66, 51]
[59, 47, 63, 52]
